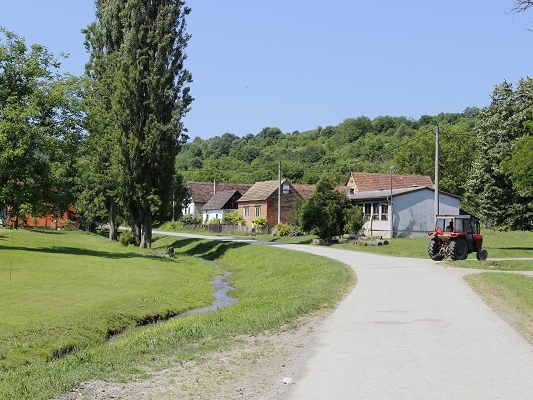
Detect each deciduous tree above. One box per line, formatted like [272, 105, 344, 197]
[0, 29, 83, 227]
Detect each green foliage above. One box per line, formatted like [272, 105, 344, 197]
[0, 29, 83, 226]
[253, 217, 268, 227]
[181, 214, 202, 226]
[118, 230, 135, 246]
[298, 179, 358, 241]
[223, 211, 244, 225]
[464, 78, 533, 229]
[275, 222, 291, 236]
[83, 1, 193, 247]
[501, 135, 533, 199]
[208, 218, 221, 225]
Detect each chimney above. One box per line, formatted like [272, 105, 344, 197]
[213, 179, 218, 195]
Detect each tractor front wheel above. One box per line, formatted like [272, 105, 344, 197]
[448, 239, 468, 260]
[476, 248, 488, 261]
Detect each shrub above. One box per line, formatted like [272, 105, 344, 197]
[181, 214, 202, 226]
[276, 223, 291, 236]
[223, 211, 244, 225]
[253, 217, 268, 227]
[118, 230, 135, 246]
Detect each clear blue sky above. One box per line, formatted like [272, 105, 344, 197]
[2, 1, 532, 140]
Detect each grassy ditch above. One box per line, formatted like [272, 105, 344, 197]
[0, 230, 353, 400]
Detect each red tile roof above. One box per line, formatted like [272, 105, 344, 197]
[237, 180, 281, 202]
[291, 184, 316, 199]
[348, 172, 434, 192]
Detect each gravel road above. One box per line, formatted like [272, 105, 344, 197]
[260, 243, 533, 400]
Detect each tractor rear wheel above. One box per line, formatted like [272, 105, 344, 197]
[428, 240, 439, 258]
[448, 239, 468, 260]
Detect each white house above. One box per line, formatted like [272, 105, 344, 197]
[183, 181, 252, 217]
[349, 186, 460, 238]
[201, 189, 242, 223]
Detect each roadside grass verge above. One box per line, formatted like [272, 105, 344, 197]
[465, 273, 533, 345]
[0, 231, 354, 400]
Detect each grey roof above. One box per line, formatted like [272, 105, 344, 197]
[202, 190, 241, 211]
[348, 186, 458, 202]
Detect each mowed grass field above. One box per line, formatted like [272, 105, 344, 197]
[0, 229, 354, 400]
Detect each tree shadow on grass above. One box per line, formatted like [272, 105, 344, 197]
[0, 244, 144, 260]
[493, 247, 533, 251]
[168, 237, 247, 261]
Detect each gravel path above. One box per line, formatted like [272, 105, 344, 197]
[259, 244, 533, 400]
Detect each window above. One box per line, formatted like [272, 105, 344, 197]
[381, 204, 388, 221]
[254, 206, 261, 217]
[244, 207, 249, 217]
[363, 202, 388, 221]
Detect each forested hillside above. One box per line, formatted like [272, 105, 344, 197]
[176, 109, 479, 198]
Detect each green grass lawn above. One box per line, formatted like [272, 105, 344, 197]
[0, 230, 217, 369]
[0, 229, 354, 400]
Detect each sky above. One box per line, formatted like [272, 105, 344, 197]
[2, 1, 533, 140]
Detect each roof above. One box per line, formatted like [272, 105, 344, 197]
[187, 182, 252, 203]
[292, 184, 316, 199]
[238, 180, 291, 202]
[202, 190, 241, 211]
[348, 172, 434, 192]
[348, 186, 460, 202]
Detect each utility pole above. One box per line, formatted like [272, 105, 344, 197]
[389, 165, 394, 238]
[278, 162, 281, 224]
[434, 125, 440, 217]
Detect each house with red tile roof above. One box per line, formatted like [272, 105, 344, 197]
[237, 179, 303, 228]
[343, 172, 459, 238]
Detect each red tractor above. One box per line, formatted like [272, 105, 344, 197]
[428, 215, 488, 261]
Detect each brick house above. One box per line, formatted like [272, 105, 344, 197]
[237, 179, 304, 228]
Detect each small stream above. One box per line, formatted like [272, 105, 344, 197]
[178, 269, 237, 318]
[108, 266, 236, 341]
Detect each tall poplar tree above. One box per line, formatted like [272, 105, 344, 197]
[84, 0, 193, 247]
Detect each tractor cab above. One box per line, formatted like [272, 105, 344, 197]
[428, 215, 487, 261]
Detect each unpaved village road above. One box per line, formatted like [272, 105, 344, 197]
[270, 244, 533, 400]
[157, 233, 533, 399]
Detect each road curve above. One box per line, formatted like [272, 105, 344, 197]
[154, 232, 533, 399]
[269, 244, 533, 400]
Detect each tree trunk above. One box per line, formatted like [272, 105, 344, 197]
[131, 216, 141, 247]
[140, 215, 152, 248]
[108, 199, 118, 241]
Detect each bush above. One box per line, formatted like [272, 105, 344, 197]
[181, 214, 202, 226]
[276, 223, 291, 236]
[253, 217, 268, 227]
[118, 230, 135, 246]
[223, 211, 244, 225]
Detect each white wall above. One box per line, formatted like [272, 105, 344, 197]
[394, 190, 460, 237]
